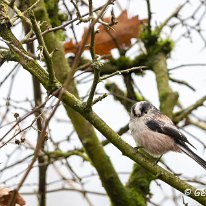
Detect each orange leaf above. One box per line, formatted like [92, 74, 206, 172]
[64, 10, 147, 56]
[64, 40, 78, 54]
[0, 187, 26, 206]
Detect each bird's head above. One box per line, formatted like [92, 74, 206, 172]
[130, 101, 158, 118]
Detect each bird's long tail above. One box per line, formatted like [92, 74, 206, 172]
[179, 145, 206, 170]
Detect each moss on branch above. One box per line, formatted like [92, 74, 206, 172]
[126, 164, 155, 206]
[0, 49, 17, 65]
[46, 150, 89, 162]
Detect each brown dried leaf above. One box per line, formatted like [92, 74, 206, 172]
[64, 39, 78, 54]
[64, 10, 147, 56]
[0, 187, 26, 206]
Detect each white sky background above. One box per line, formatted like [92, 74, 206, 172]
[0, 0, 206, 206]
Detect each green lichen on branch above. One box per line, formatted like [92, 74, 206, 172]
[126, 164, 155, 206]
[46, 150, 90, 162]
[140, 29, 174, 55]
[140, 28, 159, 49]
[44, 0, 67, 40]
[110, 56, 133, 70]
[0, 49, 17, 65]
[0, 2, 10, 25]
[140, 25, 175, 56]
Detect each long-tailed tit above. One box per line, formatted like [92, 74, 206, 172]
[129, 101, 206, 170]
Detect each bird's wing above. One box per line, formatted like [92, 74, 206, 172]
[145, 119, 196, 149]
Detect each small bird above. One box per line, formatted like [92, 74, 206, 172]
[129, 101, 206, 170]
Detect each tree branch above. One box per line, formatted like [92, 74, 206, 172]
[150, 52, 178, 117]
[100, 66, 146, 81]
[30, 12, 57, 89]
[174, 96, 206, 123]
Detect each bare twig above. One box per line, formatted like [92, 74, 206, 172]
[26, 6, 104, 43]
[156, 3, 186, 35]
[145, 0, 152, 33]
[21, 187, 106, 196]
[9, 98, 61, 205]
[30, 13, 57, 88]
[169, 63, 206, 71]
[92, 93, 108, 105]
[169, 76, 195, 91]
[0, 94, 53, 142]
[100, 66, 147, 81]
